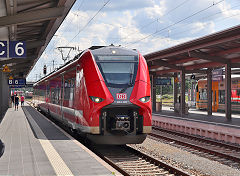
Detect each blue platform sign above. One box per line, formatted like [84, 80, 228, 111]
[8, 79, 26, 86]
[212, 69, 223, 81]
[155, 78, 171, 85]
[0, 41, 26, 58]
[0, 41, 7, 58]
[9, 41, 26, 58]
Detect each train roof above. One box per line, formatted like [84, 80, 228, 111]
[34, 45, 139, 86]
[89, 46, 138, 56]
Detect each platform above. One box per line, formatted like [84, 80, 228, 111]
[0, 105, 119, 175]
[153, 106, 240, 145]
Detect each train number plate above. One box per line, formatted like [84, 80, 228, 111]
[116, 93, 127, 100]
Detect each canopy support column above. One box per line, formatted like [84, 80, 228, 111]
[151, 75, 156, 112]
[225, 64, 231, 120]
[173, 73, 178, 113]
[180, 69, 186, 116]
[207, 68, 212, 115]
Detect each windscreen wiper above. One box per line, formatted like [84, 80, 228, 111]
[129, 72, 134, 86]
[120, 87, 127, 93]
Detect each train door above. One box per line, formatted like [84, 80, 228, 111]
[212, 81, 218, 112]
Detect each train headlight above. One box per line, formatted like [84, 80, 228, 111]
[89, 96, 104, 103]
[139, 96, 150, 103]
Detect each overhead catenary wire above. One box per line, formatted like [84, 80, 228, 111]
[28, 0, 239, 81]
[156, 3, 240, 41]
[124, 0, 225, 47]
[32, 1, 110, 80]
[117, 0, 191, 43]
[67, 0, 110, 45]
[29, 0, 91, 81]
[39, 0, 87, 67]
[157, 3, 240, 39]
[135, 6, 240, 53]
[144, 2, 240, 42]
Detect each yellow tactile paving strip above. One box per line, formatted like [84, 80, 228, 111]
[39, 139, 73, 176]
[24, 107, 74, 176]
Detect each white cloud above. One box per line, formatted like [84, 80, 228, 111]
[27, 0, 240, 81]
[219, 1, 240, 21]
[190, 21, 215, 35]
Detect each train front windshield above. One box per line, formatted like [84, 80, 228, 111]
[96, 55, 138, 88]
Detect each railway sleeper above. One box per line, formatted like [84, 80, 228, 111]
[122, 165, 159, 169]
[116, 160, 151, 165]
[128, 170, 169, 174]
[120, 163, 155, 167]
[109, 156, 140, 159]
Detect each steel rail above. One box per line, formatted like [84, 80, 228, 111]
[151, 126, 240, 163]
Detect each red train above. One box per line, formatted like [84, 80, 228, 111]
[33, 46, 152, 144]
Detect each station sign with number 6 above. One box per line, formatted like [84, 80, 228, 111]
[0, 41, 26, 58]
[8, 79, 26, 85]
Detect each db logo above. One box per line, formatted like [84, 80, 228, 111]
[116, 93, 127, 100]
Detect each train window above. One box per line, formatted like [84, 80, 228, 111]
[64, 79, 75, 102]
[51, 89, 55, 104]
[219, 90, 225, 104]
[199, 89, 207, 100]
[51, 88, 60, 105]
[97, 62, 137, 87]
[46, 84, 50, 98]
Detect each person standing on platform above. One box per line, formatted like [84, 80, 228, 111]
[21, 95, 24, 106]
[11, 94, 14, 106]
[14, 94, 19, 111]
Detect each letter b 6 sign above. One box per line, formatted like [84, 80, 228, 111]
[0, 41, 26, 58]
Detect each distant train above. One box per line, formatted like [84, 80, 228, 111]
[25, 91, 33, 99]
[196, 78, 240, 112]
[33, 46, 152, 144]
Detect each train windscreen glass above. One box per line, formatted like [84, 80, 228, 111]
[96, 55, 138, 88]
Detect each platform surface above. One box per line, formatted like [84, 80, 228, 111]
[154, 106, 240, 129]
[0, 105, 116, 176]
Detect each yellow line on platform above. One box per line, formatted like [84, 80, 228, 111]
[39, 139, 73, 176]
[24, 107, 73, 176]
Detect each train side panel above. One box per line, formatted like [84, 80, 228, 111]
[130, 53, 151, 133]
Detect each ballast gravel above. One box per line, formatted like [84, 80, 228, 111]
[129, 137, 240, 176]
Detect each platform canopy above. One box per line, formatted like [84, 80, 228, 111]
[144, 24, 240, 76]
[0, 0, 76, 78]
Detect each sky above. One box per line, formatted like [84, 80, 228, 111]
[27, 0, 240, 81]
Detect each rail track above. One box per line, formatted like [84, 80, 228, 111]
[34, 105, 191, 176]
[92, 145, 191, 176]
[150, 126, 240, 168]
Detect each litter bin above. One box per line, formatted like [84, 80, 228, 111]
[156, 102, 162, 112]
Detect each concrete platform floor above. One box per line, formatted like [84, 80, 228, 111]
[0, 105, 119, 176]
